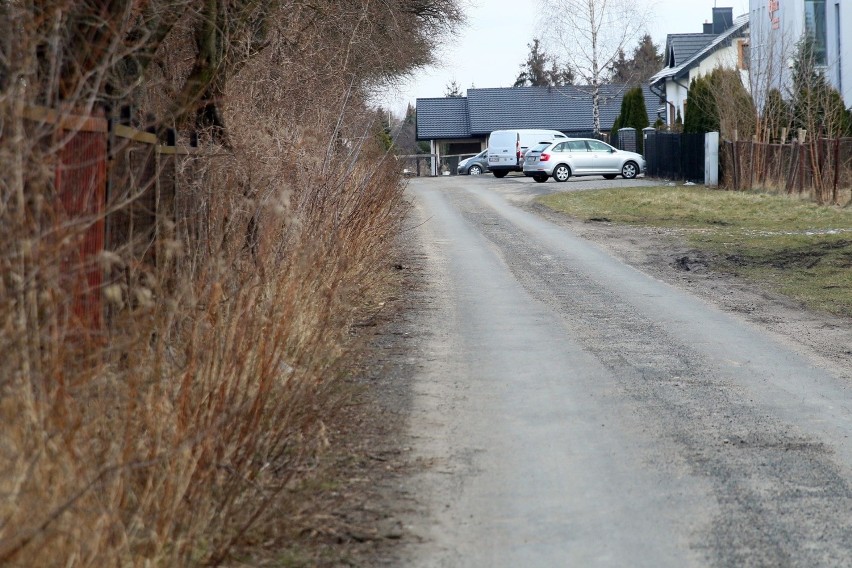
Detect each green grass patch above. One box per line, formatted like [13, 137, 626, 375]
[539, 187, 852, 317]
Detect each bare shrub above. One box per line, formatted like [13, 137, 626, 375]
[0, 0, 457, 565]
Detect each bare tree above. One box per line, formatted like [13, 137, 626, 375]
[539, 0, 649, 134]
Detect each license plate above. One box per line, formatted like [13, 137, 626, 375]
[489, 156, 499, 162]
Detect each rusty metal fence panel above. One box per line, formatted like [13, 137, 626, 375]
[53, 110, 108, 330]
[14, 104, 207, 330]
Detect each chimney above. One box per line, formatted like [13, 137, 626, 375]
[712, 7, 733, 33]
[703, 21, 713, 34]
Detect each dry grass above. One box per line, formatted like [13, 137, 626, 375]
[0, 2, 428, 565]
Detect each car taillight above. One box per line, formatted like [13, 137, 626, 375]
[539, 153, 550, 162]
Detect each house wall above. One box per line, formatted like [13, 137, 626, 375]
[749, 0, 801, 105]
[749, 0, 851, 108]
[826, 0, 852, 106]
[664, 80, 689, 125]
[664, 43, 748, 124]
[687, 42, 750, 90]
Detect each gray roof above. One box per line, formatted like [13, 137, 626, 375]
[416, 85, 659, 140]
[651, 14, 749, 85]
[666, 34, 717, 68]
[415, 97, 470, 139]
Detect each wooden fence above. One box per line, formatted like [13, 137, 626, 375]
[15, 104, 209, 329]
[721, 137, 852, 206]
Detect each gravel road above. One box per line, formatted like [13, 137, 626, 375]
[398, 175, 852, 567]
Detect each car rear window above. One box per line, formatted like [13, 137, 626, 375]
[529, 143, 550, 153]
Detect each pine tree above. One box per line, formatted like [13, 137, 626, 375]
[609, 34, 663, 85]
[444, 79, 463, 97]
[514, 38, 574, 87]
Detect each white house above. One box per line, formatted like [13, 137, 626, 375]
[649, 7, 750, 126]
[749, 0, 852, 109]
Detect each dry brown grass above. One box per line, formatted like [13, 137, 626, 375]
[0, 1, 438, 565]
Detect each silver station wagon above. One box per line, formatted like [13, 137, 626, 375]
[523, 138, 646, 183]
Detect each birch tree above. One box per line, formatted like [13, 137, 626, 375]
[539, 0, 649, 134]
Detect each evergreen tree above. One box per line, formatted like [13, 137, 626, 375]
[514, 38, 574, 87]
[631, 35, 664, 82]
[610, 87, 649, 151]
[375, 108, 394, 150]
[609, 48, 629, 84]
[682, 69, 753, 138]
[628, 86, 649, 152]
[610, 88, 632, 139]
[444, 79, 463, 97]
[609, 34, 663, 85]
[683, 75, 718, 133]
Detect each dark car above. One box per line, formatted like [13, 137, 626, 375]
[457, 150, 489, 175]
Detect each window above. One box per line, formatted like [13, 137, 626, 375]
[586, 140, 612, 152]
[805, 0, 827, 65]
[738, 40, 750, 70]
[566, 140, 588, 151]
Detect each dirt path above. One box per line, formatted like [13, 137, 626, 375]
[321, 175, 852, 567]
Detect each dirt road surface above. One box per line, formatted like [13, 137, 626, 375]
[395, 175, 852, 567]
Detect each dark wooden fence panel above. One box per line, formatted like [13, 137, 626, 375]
[721, 137, 852, 206]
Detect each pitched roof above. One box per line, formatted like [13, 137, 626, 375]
[415, 97, 470, 139]
[650, 13, 749, 85]
[667, 34, 717, 68]
[416, 85, 659, 140]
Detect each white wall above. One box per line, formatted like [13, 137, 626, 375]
[749, 0, 804, 107]
[665, 80, 689, 124]
[749, 0, 851, 109]
[664, 41, 748, 122]
[691, 45, 734, 79]
[826, 0, 852, 107]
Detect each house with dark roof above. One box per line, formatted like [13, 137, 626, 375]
[649, 7, 750, 125]
[416, 84, 658, 163]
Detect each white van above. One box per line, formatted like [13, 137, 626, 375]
[487, 129, 568, 178]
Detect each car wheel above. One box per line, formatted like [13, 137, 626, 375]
[621, 161, 638, 179]
[533, 174, 548, 183]
[493, 170, 508, 178]
[469, 165, 483, 175]
[603, 174, 617, 180]
[553, 164, 571, 182]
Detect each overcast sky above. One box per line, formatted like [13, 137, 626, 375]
[376, 0, 750, 116]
